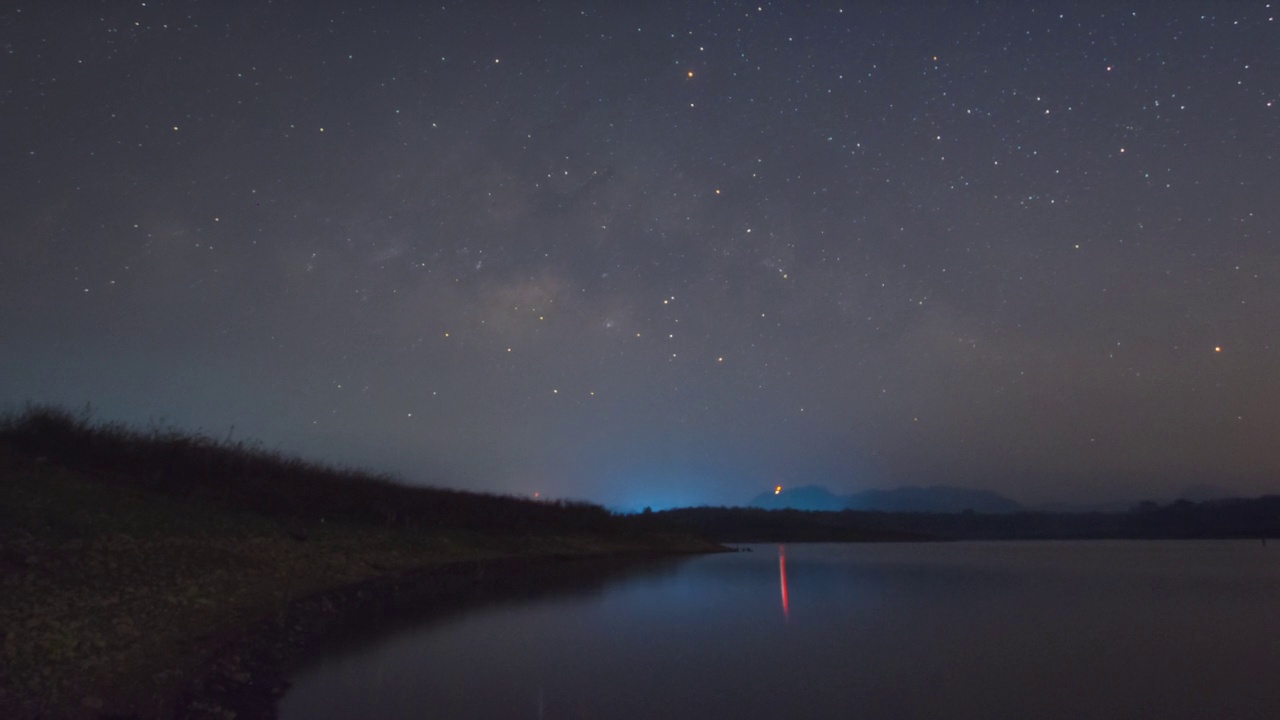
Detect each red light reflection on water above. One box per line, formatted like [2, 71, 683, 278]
[779, 544, 790, 621]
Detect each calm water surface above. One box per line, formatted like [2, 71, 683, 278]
[280, 541, 1280, 719]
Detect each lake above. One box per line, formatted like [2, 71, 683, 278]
[280, 541, 1280, 719]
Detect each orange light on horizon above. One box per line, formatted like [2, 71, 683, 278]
[775, 485, 782, 495]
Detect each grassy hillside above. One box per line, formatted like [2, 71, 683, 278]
[0, 406, 620, 536]
[0, 406, 719, 718]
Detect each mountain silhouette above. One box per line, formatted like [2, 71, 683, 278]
[749, 484, 1023, 514]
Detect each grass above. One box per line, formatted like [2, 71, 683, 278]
[0, 405, 718, 718]
[0, 404, 617, 536]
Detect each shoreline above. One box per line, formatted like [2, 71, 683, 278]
[0, 429, 724, 719]
[179, 546, 718, 720]
[5, 504, 720, 720]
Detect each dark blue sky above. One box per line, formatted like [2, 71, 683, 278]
[2, 1, 1276, 509]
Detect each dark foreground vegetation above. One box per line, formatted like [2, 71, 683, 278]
[0, 406, 719, 719]
[1, 405, 620, 537]
[644, 497, 1280, 543]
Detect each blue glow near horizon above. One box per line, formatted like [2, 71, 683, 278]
[602, 471, 722, 513]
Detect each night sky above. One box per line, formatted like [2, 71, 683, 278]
[2, 2, 1277, 509]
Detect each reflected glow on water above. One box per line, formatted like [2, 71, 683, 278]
[281, 541, 1280, 719]
[778, 544, 789, 621]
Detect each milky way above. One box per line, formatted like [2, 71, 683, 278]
[2, 2, 1277, 508]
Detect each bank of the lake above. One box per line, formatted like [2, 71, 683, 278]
[0, 408, 722, 719]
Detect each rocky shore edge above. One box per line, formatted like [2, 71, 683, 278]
[176, 546, 719, 720]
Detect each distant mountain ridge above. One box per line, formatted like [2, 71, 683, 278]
[749, 484, 1023, 514]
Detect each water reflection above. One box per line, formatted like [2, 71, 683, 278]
[282, 541, 1280, 720]
[778, 544, 789, 621]
[286, 556, 693, 677]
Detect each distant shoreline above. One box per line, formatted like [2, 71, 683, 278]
[643, 502, 1280, 543]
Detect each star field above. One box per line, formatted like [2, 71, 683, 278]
[2, 1, 1277, 508]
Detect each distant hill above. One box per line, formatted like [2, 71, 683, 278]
[748, 485, 847, 511]
[1031, 484, 1245, 514]
[1029, 499, 1137, 514]
[650, 495, 1280, 544]
[1177, 483, 1236, 503]
[750, 484, 1023, 514]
